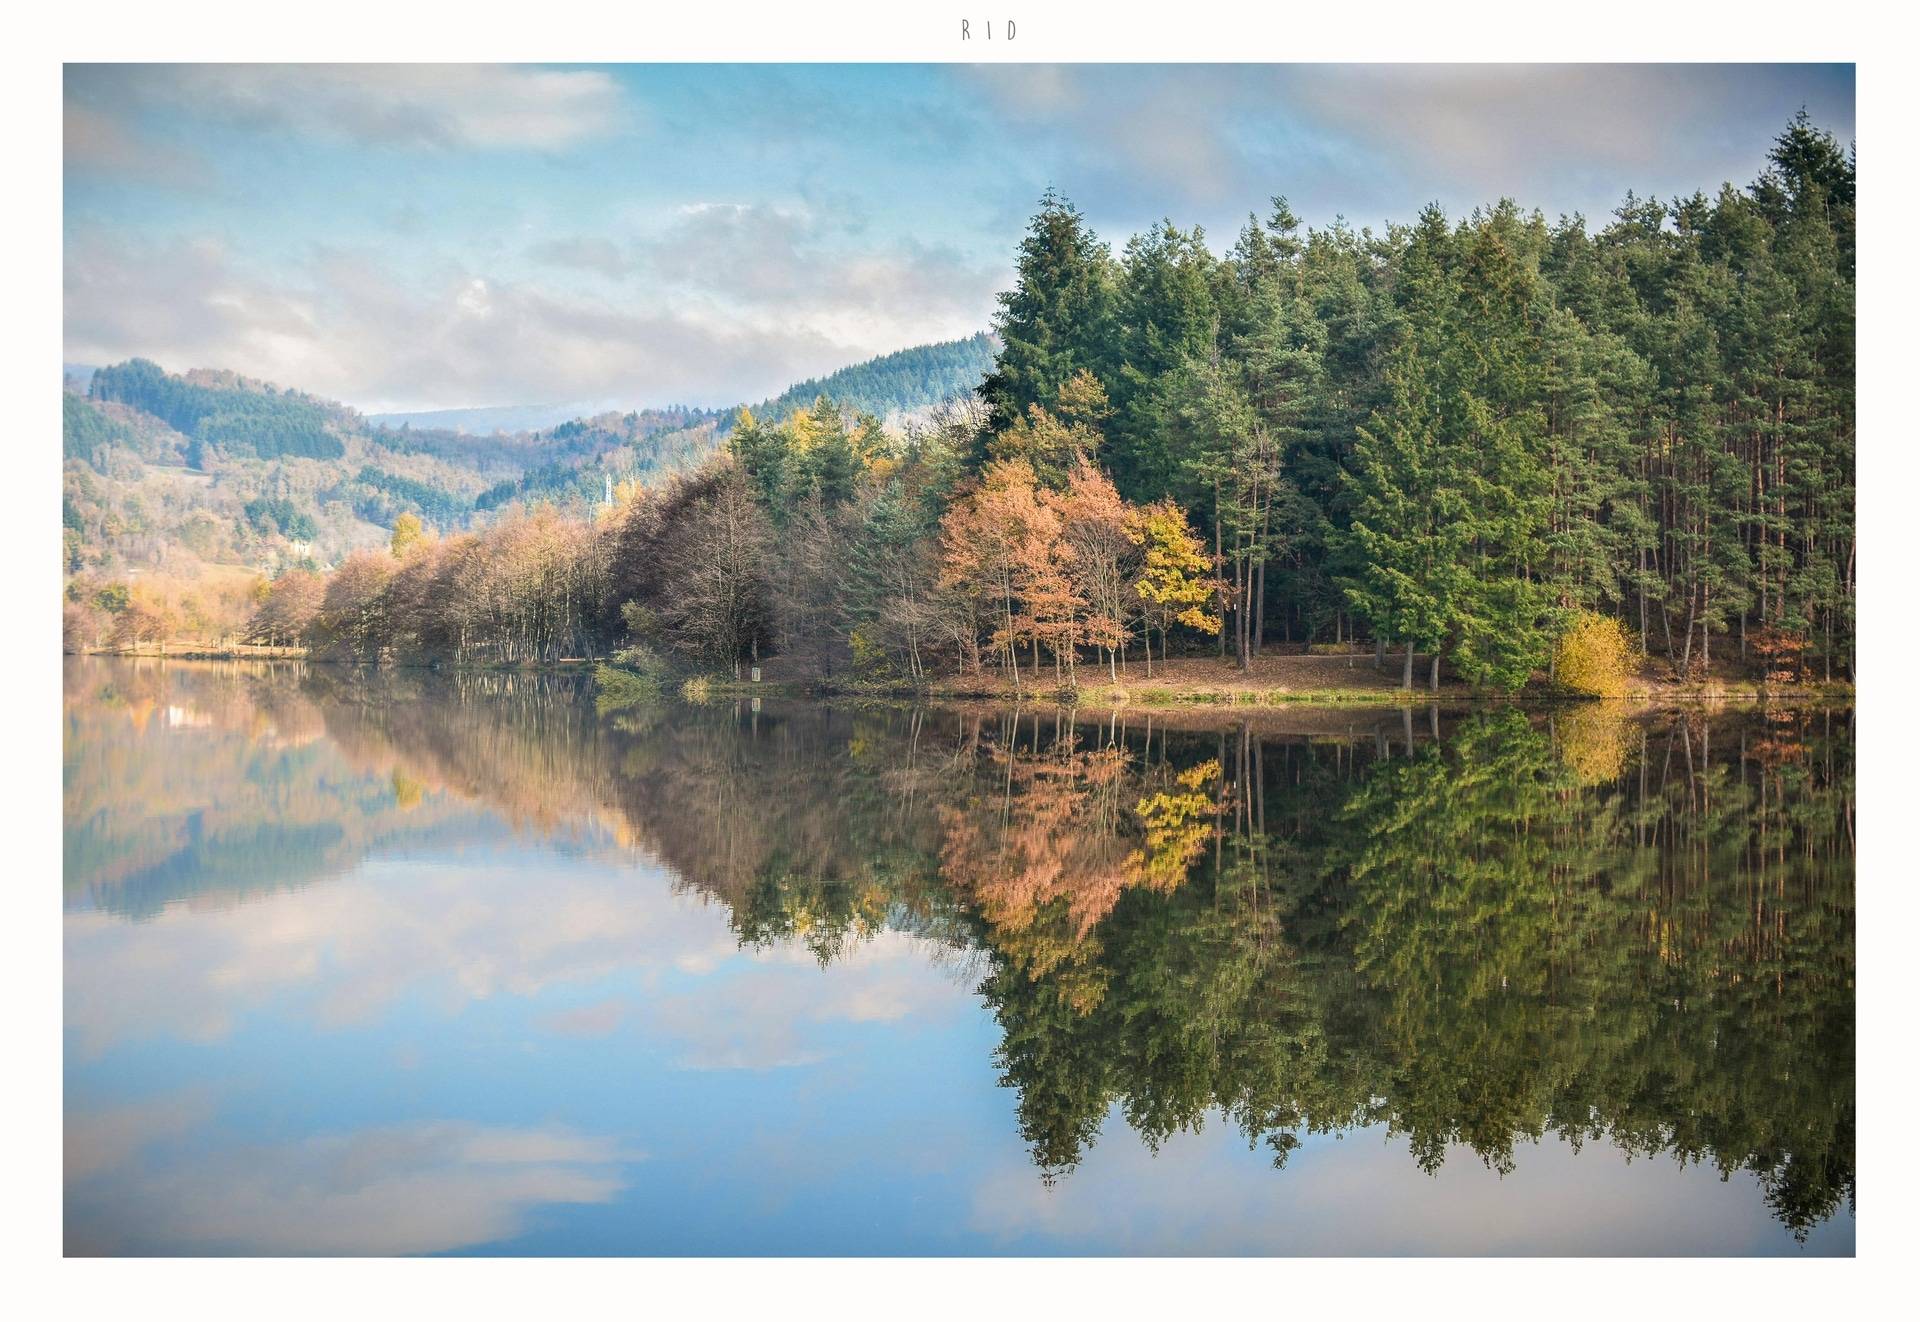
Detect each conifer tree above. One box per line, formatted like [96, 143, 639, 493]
[980, 190, 1116, 439]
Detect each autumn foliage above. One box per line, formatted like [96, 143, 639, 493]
[1554, 610, 1638, 698]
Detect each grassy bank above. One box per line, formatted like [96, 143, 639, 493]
[664, 652, 1854, 710]
[80, 646, 1850, 708]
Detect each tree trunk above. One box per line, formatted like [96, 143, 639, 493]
[1700, 582, 1710, 670]
[1236, 560, 1251, 673]
[1252, 557, 1265, 660]
[1679, 585, 1698, 674]
[1429, 651, 1440, 692]
[1402, 639, 1414, 691]
[1214, 482, 1226, 659]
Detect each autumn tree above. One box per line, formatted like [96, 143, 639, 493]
[989, 370, 1110, 489]
[1129, 500, 1221, 672]
[939, 458, 1066, 693]
[390, 512, 426, 558]
[247, 569, 325, 647]
[635, 463, 777, 677]
[1052, 460, 1139, 680]
[304, 551, 395, 661]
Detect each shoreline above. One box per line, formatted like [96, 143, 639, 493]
[68, 646, 1854, 708]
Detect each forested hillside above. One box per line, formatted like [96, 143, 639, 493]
[60, 335, 996, 646]
[66, 116, 1853, 694]
[90, 359, 351, 462]
[749, 333, 998, 424]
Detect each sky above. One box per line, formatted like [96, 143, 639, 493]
[62, 64, 1855, 415]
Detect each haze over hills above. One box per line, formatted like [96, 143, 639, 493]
[61, 332, 996, 584]
[366, 332, 997, 437]
[366, 401, 627, 436]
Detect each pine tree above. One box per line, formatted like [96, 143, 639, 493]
[1106, 221, 1221, 502]
[980, 190, 1116, 441]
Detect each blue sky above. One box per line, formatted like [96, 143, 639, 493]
[63, 64, 1855, 413]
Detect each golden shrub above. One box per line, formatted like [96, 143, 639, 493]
[848, 624, 888, 677]
[1554, 611, 1637, 698]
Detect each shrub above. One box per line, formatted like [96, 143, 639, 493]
[1554, 611, 1637, 698]
[594, 662, 662, 712]
[612, 642, 672, 680]
[849, 624, 890, 678]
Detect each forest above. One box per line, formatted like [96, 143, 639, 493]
[747, 331, 998, 423]
[89, 359, 350, 462]
[69, 116, 1854, 694]
[60, 334, 997, 621]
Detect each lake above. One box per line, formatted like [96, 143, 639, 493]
[62, 657, 1855, 1255]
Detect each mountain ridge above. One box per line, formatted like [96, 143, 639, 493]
[364, 331, 996, 436]
[62, 333, 997, 581]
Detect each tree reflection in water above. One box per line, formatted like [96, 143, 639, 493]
[65, 660, 1854, 1238]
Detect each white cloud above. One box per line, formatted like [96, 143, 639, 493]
[63, 103, 210, 188]
[625, 202, 1004, 349]
[66, 1116, 633, 1255]
[962, 65, 1260, 211]
[541, 997, 629, 1037]
[965, 1110, 1841, 1255]
[69, 64, 628, 153]
[1277, 65, 1775, 197]
[63, 852, 730, 1055]
[64, 1093, 209, 1183]
[638, 930, 973, 1070]
[64, 849, 968, 1064]
[63, 217, 1001, 412]
[961, 64, 1853, 230]
[528, 235, 635, 280]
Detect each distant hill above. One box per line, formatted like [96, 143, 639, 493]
[749, 332, 996, 425]
[61, 333, 995, 580]
[91, 358, 352, 462]
[366, 333, 997, 435]
[367, 401, 611, 435]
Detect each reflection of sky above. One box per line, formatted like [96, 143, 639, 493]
[66, 834, 1855, 1256]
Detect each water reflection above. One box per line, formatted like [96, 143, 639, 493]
[63, 659, 1854, 1253]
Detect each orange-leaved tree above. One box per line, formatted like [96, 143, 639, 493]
[939, 458, 1077, 692]
[1053, 459, 1139, 681]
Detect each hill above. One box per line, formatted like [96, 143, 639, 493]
[364, 334, 997, 436]
[60, 334, 995, 588]
[750, 332, 995, 424]
[366, 401, 615, 435]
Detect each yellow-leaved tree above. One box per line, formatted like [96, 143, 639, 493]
[1128, 499, 1220, 674]
[390, 511, 426, 559]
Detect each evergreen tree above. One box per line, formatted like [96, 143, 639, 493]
[980, 190, 1116, 441]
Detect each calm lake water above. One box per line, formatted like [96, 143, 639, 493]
[63, 657, 1854, 1255]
